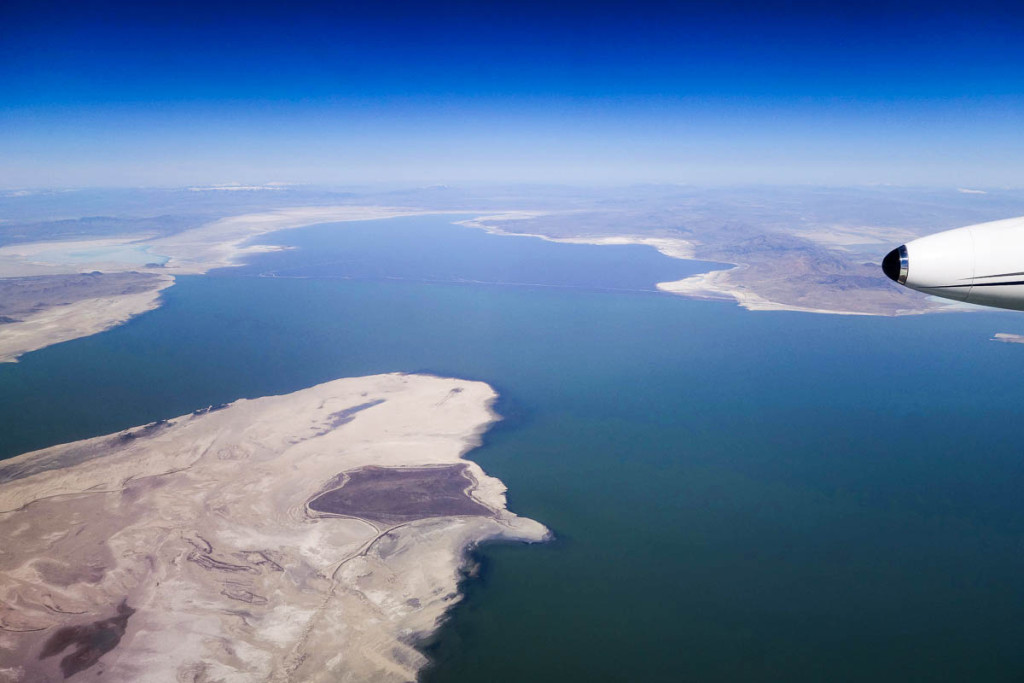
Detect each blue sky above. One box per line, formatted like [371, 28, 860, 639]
[3, 0, 1024, 187]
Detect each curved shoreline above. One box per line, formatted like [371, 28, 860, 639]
[456, 212, 949, 316]
[0, 373, 549, 681]
[0, 207, 445, 363]
[0, 204, 949, 365]
[0, 274, 174, 363]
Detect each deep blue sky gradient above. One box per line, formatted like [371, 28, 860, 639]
[3, 0, 1024, 186]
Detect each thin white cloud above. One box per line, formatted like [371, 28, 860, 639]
[957, 187, 987, 194]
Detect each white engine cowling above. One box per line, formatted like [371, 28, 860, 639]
[883, 216, 1024, 311]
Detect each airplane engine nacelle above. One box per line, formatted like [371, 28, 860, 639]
[883, 216, 1024, 311]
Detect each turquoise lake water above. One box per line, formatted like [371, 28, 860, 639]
[2, 216, 1024, 681]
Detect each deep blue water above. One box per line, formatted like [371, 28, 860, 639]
[229, 214, 722, 291]
[2, 216, 1024, 681]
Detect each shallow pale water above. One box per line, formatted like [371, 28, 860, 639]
[2, 216, 1024, 681]
[32, 243, 169, 267]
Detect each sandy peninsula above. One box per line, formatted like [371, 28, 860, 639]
[464, 212, 953, 316]
[0, 373, 548, 682]
[0, 200, 937, 364]
[145, 206, 435, 275]
[455, 213, 699, 262]
[0, 207, 437, 363]
[0, 273, 174, 363]
[459, 213, 899, 314]
[657, 268, 887, 316]
[0, 208, 435, 280]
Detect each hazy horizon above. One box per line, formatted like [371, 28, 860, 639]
[4, 0, 1024, 187]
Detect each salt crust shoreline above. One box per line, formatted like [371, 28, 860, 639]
[456, 213, 942, 316]
[656, 268, 884, 316]
[0, 275, 175, 363]
[0, 207, 443, 362]
[0, 204, 941, 364]
[454, 212, 699, 261]
[0, 373, 549, 682]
